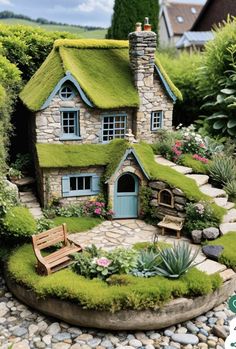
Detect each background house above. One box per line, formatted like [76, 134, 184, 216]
[159, 1, 203, 46]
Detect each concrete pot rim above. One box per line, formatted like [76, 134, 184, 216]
[5, 272, 236, 331]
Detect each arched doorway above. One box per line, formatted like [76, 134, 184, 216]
[114, 173, 138, 218]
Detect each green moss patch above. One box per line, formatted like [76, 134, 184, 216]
[20, 39, 181, 111]
[208, 232, 236, 270]
[36, 139, 129, 169]
[53, 217, 102, 233]
[134, 143, 226, 222]
[8, 244, 222, 312]
[133, 241, 171, 251]
[181, 154, 209, 174]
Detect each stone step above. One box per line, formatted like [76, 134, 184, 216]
[214, 197, 228, 208]
[14, 177, 35, 187]
[199, 184, 228, 198]
[223, 209, 236, 223]
[225, 202, 235, 210]
[20, 193, 37, 204]
[154, 156, 176, 167]
[186, 174, 209, 187]
[195, 259, 227, 275]
[173, 165, 193, 174]
[219, 223, 236, 235]
[220, 269, 236, 282]
[29, 207, 43, 219]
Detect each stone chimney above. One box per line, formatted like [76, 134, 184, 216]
[129, 18, 157, 89]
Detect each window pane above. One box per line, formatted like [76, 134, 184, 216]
[77, 177, 83, 190]
[102, 115, 126, 141]
[85, 177, 91, 190]
[70, 177, 77, 191]
[118, 174, 136, 193]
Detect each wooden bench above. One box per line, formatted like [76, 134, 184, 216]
[32, 224, 82, 275]
[157, 215, 184, 239]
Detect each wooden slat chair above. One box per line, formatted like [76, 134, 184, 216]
[32, 223, 82, 275]
[157, 215, 184, 239]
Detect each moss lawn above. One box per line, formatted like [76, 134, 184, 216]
[8, 244, 222, 312]
[53, 216, 103, 233]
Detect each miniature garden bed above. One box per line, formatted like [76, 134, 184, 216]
[6, 244, 236, 330]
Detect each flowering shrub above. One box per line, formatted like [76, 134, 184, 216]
[180, 125, 207, 156]
[184, 201, 220, 233]
[192, 154, 209, 164]
[72, 245, 138, 280]
[83, 200, 114, 219]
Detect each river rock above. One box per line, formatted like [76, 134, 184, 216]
[171, 334, 199, 345]
[202, 245, 224, 261]
[202, 227, 219, 240]
[191, 230, 202, 244]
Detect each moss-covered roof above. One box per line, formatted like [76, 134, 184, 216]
[20, 39, 181, 111]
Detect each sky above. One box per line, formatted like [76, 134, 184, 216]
[0, 0, 206, 28]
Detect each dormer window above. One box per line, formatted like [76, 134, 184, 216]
[176, 16, 184, 23]
[59, 85, 75, 100]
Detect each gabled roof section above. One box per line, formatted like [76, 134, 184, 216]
[20, 39, 181, 111]
[162, 2, 203, 35]
[105, 148, 150, 183]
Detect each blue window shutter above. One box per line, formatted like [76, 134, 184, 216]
[92, 175, 100, 193]
[62, 176, 70, 197]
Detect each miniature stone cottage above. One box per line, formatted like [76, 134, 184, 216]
[20, 22, 181, 219]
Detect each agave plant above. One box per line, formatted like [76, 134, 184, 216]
[208, 155, 236, 187]
[155, 242, 199, 279]
[131, 249, 161, 278]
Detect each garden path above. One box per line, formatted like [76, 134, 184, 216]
[155, 155, 236, 234]
[69, 219, 235, 278]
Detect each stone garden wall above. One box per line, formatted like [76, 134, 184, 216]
[149, 181, 187, 219]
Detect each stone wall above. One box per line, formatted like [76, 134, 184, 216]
[35, 93, 133, 144]
[149, 181, 187, 219]
[129, 30, 173, 143]
[40, 166, 105, 207]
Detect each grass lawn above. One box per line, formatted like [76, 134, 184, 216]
[208, 232, 236, 270]
[53, 216, 103, 233]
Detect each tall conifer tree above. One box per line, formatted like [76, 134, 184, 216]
[107, 0, 159, 40]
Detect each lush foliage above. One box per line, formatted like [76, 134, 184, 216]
[0, 180, 18, 217]
[198, 19, 236, 137]
[1, 206, 36, 241]
[224, 180, 236, 201]
[53, 217, 102, 234]
[209, 232, 236, 270]
[158, 52, 202, 126]
[107, 0, 159, 40]
[8, 244, 222, 312]
[73, 245, 138, 280]
[154, 243, 198, 279]
[184, 201, 220, 233]
[131, 249, 161, 277]
[180, 154, 209, 174]
[36, 217, 55, 233]
[208, 156, 236, 187]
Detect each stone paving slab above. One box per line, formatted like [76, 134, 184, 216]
[220, 269, 236, 282]
[199, 184, 227, 198]
[220, 223, 236, 235]
[154, 156, 176, 167]
[225, 202, 235, 210]
[172, 165, 193, 174]
[186, 174, 209, 187]
[214, 197, 228, 208]
[195, 260, 227, 274]
[223, 209, 236, 223]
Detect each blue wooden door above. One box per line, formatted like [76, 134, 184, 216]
[114, 173, 138, 218]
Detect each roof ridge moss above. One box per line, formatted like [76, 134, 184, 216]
[155, 54, 183, 101]
[54, 39, 129, 50]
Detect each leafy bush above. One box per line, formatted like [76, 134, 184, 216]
[1, 206, 36, 242]
[10, 153, 32, 172]
[0, 179, 19, 217]
[55, 204, 83, 218]
[184, 201, 220, 233]
[36, 217, 55, 233]
[155, 243, 199, 279]
[131, 250, 161, 277]
[73, 246, 138, 280]
[139, 186, 153, 220]
[208, 156, 236, 187]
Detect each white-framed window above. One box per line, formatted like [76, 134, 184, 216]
[151, 111, 163, 131]
[60, 108, 80, 140]
[59, 85, 75, 100]
[102, 114, 127, 142]
[62, 174, 100, 197]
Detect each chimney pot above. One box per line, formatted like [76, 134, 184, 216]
[135, 22, 142, 32]
[144, 17, 152, 31]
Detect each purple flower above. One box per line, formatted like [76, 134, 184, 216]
[96, 257, 112, 267]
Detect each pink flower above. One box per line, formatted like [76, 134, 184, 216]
[175, 141, 182, 147]
[192, 154, 209, 164]
[96, 257, 112, 267]
[94, 208, 102, 215]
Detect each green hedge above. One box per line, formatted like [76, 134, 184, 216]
[2, 206, 36, 242]
[8, 244, 222, 312]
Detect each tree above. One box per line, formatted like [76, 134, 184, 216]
[107, 0, 159, 40]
